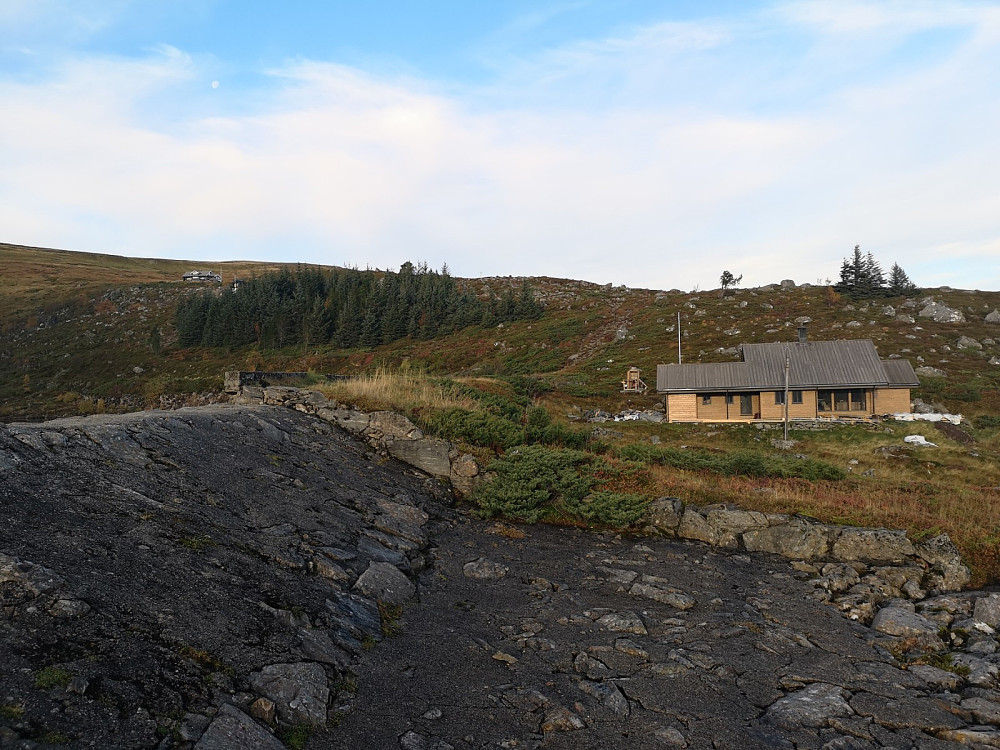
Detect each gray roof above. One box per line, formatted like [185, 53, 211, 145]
[657, 339, 918, 392]
[882, 359, 920, 387]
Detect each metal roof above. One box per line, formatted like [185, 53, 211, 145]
[882, 358, 920, 387]
[657, 339, 918, 392]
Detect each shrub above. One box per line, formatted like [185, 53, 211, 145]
[561, 491, 649, 526]
[721, 451, 770, 478]
[973, 415, 1000, 431]
[426, 408, 524, 451]
[424, 401, 590, 452]
[474, 445, 594, 523]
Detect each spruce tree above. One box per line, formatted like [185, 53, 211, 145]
[888, 263, 917, 295]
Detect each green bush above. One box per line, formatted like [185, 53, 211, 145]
[973, 415, 1000, 431]
[561, 491, 649, 526]
[474, 446, 650, 527]
[721, 451, 770, 478]
[524, 409, 589, 449]
[474, 445, 595, 523]
[425, 408, 524, 451]
[424, 401, 589, 452]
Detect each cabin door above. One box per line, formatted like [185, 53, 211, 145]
[739, 394, 753, 416]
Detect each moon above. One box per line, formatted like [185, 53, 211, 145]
[211, 81, 219, 89]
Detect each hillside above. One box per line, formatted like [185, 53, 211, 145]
[3, 242, 999, 422]
[3, 242, 1000, 583]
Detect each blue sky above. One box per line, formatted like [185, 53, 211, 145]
[1, 1, 998, 290]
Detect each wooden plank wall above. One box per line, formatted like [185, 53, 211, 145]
[874, 388, 911, 414]
[759, 390, 818, 420]
[666, 393, 698, 422]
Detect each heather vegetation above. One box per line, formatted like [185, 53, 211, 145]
[617, 443, 846, 481]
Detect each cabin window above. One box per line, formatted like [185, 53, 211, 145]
[702, 395, 712, 405]
[818, 389, 866, 412]
[725, 394, 734, 405]
[851, 389, 867, 410]
[792, 390, 803, 404]
[774, 391, 785, 405]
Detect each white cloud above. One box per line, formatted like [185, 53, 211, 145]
[1, 3, 999, 291]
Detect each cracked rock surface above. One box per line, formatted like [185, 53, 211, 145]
[332, 518, 997, 750]
[2, 404, 999, 749]
[0, 405, 440, 749]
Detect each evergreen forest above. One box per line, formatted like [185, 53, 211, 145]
[174, 262, 543, 349]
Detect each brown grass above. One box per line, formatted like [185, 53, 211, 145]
[315, 368, 476, 414]
[645, 464, 1000, 585]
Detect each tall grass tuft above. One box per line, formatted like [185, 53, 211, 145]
[316, 368, 476, 414]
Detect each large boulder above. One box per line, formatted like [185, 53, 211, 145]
[832, 528, 914, 563]
[986, 309, 1000, 324]
[384, 437, 452, 478]
[194, 704, 285, 750]
[918, 302, 966, 323]
[957, 336, 982, 350]
[250, 662, 329, 726]
[766, 683, 854, 730]
[870, 607, 941, 638]
[742, 519, 830, 559]
[353, 561, 416, 605]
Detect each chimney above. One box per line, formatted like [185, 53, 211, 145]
[797, 325, 808, 344]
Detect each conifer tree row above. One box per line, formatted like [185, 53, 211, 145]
[833, 245, 917, 299]
[174, 262, 543, 349]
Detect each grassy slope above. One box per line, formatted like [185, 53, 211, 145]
[3, 242, 1000, 580]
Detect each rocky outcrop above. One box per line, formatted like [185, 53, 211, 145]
[0, 405, 439, 748]
[229, 378, 483, 497]
[645, 498, 970, 617]
[332, 517, 1000, 749]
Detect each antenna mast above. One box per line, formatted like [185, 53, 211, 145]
[783, 350, 790, 441]
[677, 311, 682, 365]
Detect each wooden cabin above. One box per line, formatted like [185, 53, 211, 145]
[657, 329, 918, 423]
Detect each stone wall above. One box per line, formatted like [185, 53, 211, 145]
[230, 382, 482, 497]
[645, 497, 970, 619]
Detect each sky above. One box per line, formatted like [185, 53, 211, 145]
[1, 1, 999, 290]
